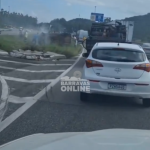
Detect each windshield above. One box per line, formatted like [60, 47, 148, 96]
[0, 0, 150, 149]
[92, 49, 146, 62]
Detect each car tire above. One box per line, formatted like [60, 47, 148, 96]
[142, 99, 150, 107]
[80, 92, 89, 102]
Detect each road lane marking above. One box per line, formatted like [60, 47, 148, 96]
[8, 95, 33, 104]
[34, 50, 83, 100]
[0, 100, 36, 132]
[0, 66, 65, 73]
[2, 76, 53, 83]
[0, 48, 84, 132]
[0, 76, 9, 122]
[0, 59, 71, 66]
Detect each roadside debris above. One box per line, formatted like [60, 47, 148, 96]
[9, 49, 66, 61]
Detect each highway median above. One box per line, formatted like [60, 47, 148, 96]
[0, 35, 81, 59]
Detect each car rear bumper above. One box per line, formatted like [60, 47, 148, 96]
[81, 66, 150, 98]
[81, 78, 150, 99]
[83, 88, 150, 98]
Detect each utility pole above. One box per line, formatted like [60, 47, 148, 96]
[95, 6, 96, 12]
[0, 0, 1, 11]
[8, 6, 10, 12]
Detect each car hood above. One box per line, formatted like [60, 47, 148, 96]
[1, 129, 150, 150]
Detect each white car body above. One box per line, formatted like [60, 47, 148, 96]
[82, 42, 150, 100]
[1, 129, 150, 150]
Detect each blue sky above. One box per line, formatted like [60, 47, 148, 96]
[1, 0, 149, 22]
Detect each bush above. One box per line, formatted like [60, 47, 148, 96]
[0, 35, 81, 58]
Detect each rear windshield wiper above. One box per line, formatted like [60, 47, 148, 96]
[115, 59, 137, 62]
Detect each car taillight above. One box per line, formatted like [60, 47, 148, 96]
[86, 59, 103, 68]
[133, 63, 150, 72]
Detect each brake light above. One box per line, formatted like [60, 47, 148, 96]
[86, 59, 103, 68]
[133, 63, 150, 72]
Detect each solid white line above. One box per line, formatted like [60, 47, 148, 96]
[8, 95, 33, 104]
[0, 66, 65, 73]
[0, 59, 71, 66]
[0, 100, 36, 132]
[0, 48, 83, 132]
[0, 76, 9, 101]
[0, 76, 9, 122]
[34, 51, 83, 100]
[2, 76, 53, 83]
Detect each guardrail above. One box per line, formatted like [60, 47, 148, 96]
[0, 76, 9, 122]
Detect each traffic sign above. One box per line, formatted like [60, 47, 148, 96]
[90, 13, 104, 22]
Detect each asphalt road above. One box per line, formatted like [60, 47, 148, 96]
[0, 53, 150, 145]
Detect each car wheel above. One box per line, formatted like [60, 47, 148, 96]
[80, 92, 89, 102]
[142, 99, 150, 107]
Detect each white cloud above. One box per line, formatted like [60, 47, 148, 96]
[67, 2, 72, 6]
[65, 0, 104, 6]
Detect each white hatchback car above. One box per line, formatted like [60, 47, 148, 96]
[81, 42, 150, 106]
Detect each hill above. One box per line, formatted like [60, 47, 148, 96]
[38, 18, 92, 33]
[39, 13, 150, 42]
[0, 9, 37, 28]
[125, 13, 150, 41]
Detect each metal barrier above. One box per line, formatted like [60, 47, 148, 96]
[0, 76, 9, 122]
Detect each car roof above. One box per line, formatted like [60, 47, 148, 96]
[95, 42, 144, 52]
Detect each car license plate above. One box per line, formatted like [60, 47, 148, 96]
[108, 83, 127, 90]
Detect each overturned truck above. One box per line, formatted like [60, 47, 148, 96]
[49, 33, 71, 45]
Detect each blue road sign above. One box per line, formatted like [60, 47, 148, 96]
[91, 13, 104, 22]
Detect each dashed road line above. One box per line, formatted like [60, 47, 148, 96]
[0, 66, 65, 73]
[0, 59, 71, 66]
[2, 76, 53, 83]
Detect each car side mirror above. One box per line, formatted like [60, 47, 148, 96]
[82, 53, 89, 58]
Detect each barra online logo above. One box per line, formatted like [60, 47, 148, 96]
[61, 76, 90, 92]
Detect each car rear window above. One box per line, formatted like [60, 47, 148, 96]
[92, 48, 146, 62]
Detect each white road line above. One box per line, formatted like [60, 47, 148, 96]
[0, 48, 83, 132]
[8, 95, 33, 104]
[0, 66, 65, 73]
[0, 59, 71, 66]
[0, 76, 9, 122]
[0, 76, 9, 101]
[0, 100, 36, 132]
[2, 76, 53, 83]
[34, 51, 83, 100]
